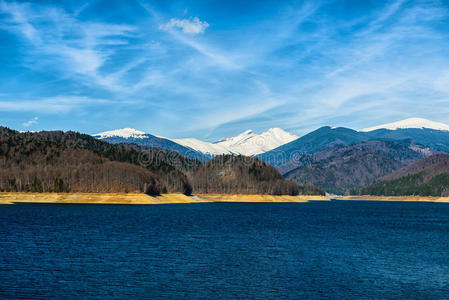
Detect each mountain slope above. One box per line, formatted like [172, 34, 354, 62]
[1, 127, 197, 194]
[171, 138, 233, 155]
[93, 128, 209, 161]
[361, 117, 449, 132]
[169, 128, 298, 156]
[259, 119, 449, 167]
[283, 140, 436, 194]
[364, 128, 449, 152]
[217, 128, 298, 156]
[258, 126, 368, 166]
[94, 127, 297, 157]
[357, 154, 449, 196]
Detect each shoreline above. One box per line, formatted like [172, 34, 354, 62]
[1, 193, 449, 205]
[341, 195, 449, 203]
[0, 193, 328, 205]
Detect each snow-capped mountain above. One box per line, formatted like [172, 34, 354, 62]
[168, 128, 298, 156]
[217, 128, 298, 156]
[171, 128, 298, 156]
[92, 128, 210, 161]
[94, 128, 147, 139]
[92, 127, 298, 157]
[170, 138, 233, 155]
[360, 118, 449, 132]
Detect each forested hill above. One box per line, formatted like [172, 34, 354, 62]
[283, 140, 435, 195]
[0, 127, 197, 194]
[355, 154, 449, 196]
[0, 127, 312, 196]
[189, 155, 324, 195]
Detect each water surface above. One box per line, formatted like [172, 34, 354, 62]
[1, 201, 449, 299]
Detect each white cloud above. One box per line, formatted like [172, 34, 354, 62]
[0, 96, 111, 113]
[0, 1, 136, 92]
[160, 17, 209, 35]
[22, 117, 38, 127]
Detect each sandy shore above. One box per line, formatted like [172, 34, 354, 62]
[2, 193, 448, 205]
[0, 193, 329, 205]
[342, 195, 449, 203]
[197, 194, 328, 203]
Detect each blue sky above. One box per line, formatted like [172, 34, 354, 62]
[1, 0, 449, 140]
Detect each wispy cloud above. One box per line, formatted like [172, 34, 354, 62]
[0, 1, 136, 93]
[22, 116, 38, 127]
[0, 96, 111, 113]
[159, 17, 209, 35]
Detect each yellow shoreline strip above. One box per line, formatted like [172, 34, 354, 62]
[0, 193, 328, 205]
[1, 193, 449, 205]
[342, 195, 449, 203]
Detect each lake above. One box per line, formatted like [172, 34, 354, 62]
[1, 200, 449, 299]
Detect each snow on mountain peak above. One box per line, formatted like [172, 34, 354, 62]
[165, 128, 298, 156]
[94, 128, 147, 139]
[93, 127, 298, 156]
[360, 118, 449, 132]
[214, 128, 298, 156]
[216, 130, 257, 146]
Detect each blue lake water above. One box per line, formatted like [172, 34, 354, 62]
[1, 200, 449, 299]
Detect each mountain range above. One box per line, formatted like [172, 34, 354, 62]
[1, 127, 308, 196]
[3, 117, 449, 196]
[94, 127, 298, 157]
[95, 118, 449, 159]
[91, 117, 449, 195]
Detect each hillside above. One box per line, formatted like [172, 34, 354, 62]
[283, 140, 435, 194]
[189, 155, 324, 195]
[94, 132, 209, 162]
[257, 126, 368, 166]
[360, 117, 449, 132]
[1, 127, 312, 196]
[364, 128, 449, 152]
[356, 154, 449, 196]
[258, 123, 449, 167]
[0, 127, 197, 195]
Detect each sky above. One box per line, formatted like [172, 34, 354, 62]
[1, 0, 449, 141]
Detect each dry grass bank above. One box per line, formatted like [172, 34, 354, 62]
[196, 194, 329, 203]
[342, 195, 449, 202]
[0, 193, 205, 205]
[0, 193, 329, 205]
[3, 193, 449, 205]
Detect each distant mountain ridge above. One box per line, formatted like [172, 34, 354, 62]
[258, 118, 449, 166]
[257, 126, 368, 166]
[93, 118, 449, 169]
[360, 117, 449, 132]
[94, 127, 298, 157]
[93, 128, 209, 161]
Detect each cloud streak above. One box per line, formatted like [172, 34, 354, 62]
[159, 17, 209, 35]
[0, 96, 111, 113]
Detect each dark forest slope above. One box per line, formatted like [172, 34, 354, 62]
[189, 155, 324, 195]
[0, 127, 196, 194]
[283, 140, 435, 194]
[356, 154, 449, 196]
